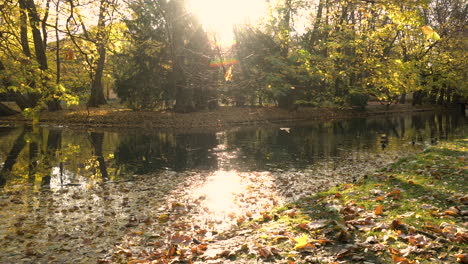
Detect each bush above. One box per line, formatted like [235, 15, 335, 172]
[348, 92, 369, 109]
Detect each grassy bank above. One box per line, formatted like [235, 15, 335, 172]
[217, 140, 467, 263]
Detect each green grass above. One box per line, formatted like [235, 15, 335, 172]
[251, 139, 467, 263]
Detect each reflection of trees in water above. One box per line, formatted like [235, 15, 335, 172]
[89, 132, 108, 180]
[0, 127, 28, 187]
[0, 127, 62, 188]
[224, 113, 465, 170]
[114, 132, 218, 174]
[0, 112, 465, 187]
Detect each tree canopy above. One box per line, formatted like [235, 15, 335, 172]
[0, 0, 466, 116]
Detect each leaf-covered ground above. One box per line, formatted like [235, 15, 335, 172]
[99, 140, 467, 263]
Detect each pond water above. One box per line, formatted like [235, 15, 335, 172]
[0, 112, 465, 263]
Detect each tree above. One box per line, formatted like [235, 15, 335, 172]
[115, 0, 217, 112]
[0, 0, 63, 116]
[65, 0, 121, 107]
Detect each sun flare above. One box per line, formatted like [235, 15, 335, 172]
[188, 0, 268, 45]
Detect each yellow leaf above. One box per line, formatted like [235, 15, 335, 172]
[421, 25, 441, 41]
[293, 234, 313, 249]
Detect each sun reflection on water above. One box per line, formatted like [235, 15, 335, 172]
[189, 169, 284, 231]
[193, 170, 243, 215]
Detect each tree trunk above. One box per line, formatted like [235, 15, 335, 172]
[172, 0, 193, 113]
[399, 93, 406, 104]
[437, 87, 445, 105]
[87, 44, 108, 107]
[19, 1, 32, 58]
[87, 0, 108, 107]
[21, 0, 62, 111]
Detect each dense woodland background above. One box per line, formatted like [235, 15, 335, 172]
[0, 0, 466, 116]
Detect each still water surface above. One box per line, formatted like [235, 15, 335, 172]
[0, 112, 465, 262]
[0, 112, 465, 190]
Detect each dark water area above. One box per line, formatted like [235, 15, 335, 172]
[0, 112, 465, 190]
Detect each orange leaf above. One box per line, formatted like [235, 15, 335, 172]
[389, 248, 401, 255]
[444, 207, 460, 216]
[456, 253, 468, 263]
[375, 196, 385, 201]
[262, 213, 272, 221]
[375, 205, 384, 215]
[168, 245, 177, 257]
[287, 211, 298, 218]
[391, 254, 412, 263]
[387, 189, 402, 199]
[297, 222, 309, 230]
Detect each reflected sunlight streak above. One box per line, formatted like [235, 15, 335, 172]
[193, 170, 243, 216]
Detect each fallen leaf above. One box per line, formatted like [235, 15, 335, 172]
[293, 234, 314, 249]
[375, 205, 383, 215]
[375, 196, 385, 201]
[257, 247, 272, 258]
[262, 212, 272, 221]
[444, 206, 460, 216]
[391, 254, 414, 264]
[387, 189, 402, 199]
[389, 248, 401, 255]
[456, 253, 468, 264]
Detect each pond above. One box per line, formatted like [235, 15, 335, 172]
[0, 112, 465, 263]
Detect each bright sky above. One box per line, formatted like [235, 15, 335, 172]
[188, 0, 269, 45]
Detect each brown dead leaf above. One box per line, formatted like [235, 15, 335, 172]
[287, 211, 298, 218]
[375, 205, 384, 215]
[237, 216, 246, 225]
[257, 247, 272, 258]
[444, 206, 460, 216]
[375, 196, 385, 201]
[336, 230, 351, 242]
[456, 253, 468, 264]
[168, 245, 177, 257]
[261, 212, 272, 221]
[391, 254, 414, 264]
[389, 248, 401, 255]
[297, 222, 309, 230]
[387, 189, 402, 199]
[115, 246, 132, 257]
[391, 219, 403, 230]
